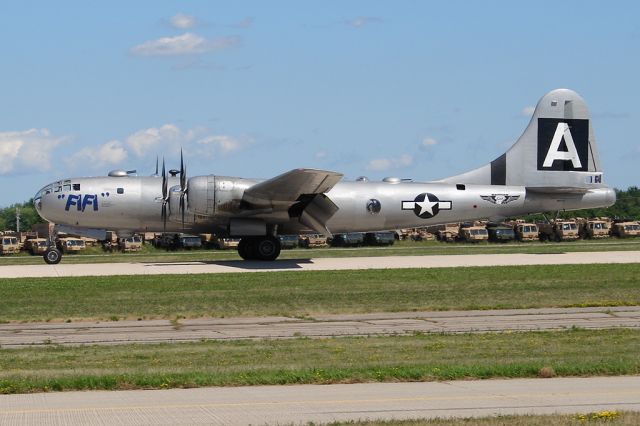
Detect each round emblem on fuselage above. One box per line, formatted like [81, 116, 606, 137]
[366, 199, 381, 214]
[413, 193, 440, 219]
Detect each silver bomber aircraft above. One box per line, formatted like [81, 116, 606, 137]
[34, 89, 615, 264]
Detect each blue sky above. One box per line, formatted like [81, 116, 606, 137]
[0, 1, 638, 207]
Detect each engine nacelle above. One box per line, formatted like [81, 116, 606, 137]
[167, 186, 192, 224]
[184, 175, 256, 218]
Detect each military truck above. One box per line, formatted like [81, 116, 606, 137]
[610, 220, 640, 238]
[512, 222, 539, 241]
[298, 234, 328, 248]
[486, 224, 516, 243]
[458, 224, 488, 243]
[406, 229, 436, 241]
[578, 219, 610, 239]
[155, 233, 202, 250]
[24, 238, 49, 255]
[364, 231, 396, 246]
[56, 237, 86, 253]
[0, 235, 20, 255]
[426, 223, 460, 242]
[538, 220, 579, 242]
[329, 233, 365, 247]
[119, 235, 143, 252]
[213, 237, 240, 250]
[278, 235, 299, 249]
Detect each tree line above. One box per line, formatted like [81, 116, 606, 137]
[0, 187, 638, 232]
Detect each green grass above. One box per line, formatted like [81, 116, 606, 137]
[1, 239, 639, 265]
[0, 329, 638, 393]
[1, 264, 638, 322]
[323, 411, 640, 425]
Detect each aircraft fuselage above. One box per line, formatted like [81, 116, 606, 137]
[35, 175, 615, 237]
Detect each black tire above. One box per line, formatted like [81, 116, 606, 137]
[238, 238, 252, 260]
[255, 237, 281, 261]
[43, 248, 62, 265]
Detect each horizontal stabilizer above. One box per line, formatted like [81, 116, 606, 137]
[243, 168, 343, 207]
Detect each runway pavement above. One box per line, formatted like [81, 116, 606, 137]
[1, 306, 638, 347]
[0, 250, 639, 278]
[1, 376, 639, 425]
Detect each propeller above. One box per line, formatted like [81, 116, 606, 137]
[178, 149, 188, 229]
[161, 158, 169, 231]
[154, 156, 159, 176]
[158, 150, 188, 231]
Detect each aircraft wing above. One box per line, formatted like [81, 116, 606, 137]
[242, 168, 343, 207]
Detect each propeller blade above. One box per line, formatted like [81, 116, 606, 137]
[154, 156, 158, 176]
[161, 158, 168, 201]
[178, 148, 188, 229]
[179, 149, 186, 191]
[180, 193, 185, 229]
[161, 157, 168, 232]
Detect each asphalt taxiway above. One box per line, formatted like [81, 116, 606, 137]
[1, 377, 639, 425]
[0, 250, 638, 278]
[1, 306, 639, 347]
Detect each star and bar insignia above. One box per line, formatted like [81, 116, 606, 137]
[401, 193, 452, 219]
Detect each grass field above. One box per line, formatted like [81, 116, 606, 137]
[0, 264, 638, 322]
[0, 239, 639, 265]
[0, 329, 638, 393]
[326, 411, 639, 425]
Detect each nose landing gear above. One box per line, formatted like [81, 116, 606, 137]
[238, 236, 281, 261]
[43, 229, 62, 265]
[43, 247, 62, 265]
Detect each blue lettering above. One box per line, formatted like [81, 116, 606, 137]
[65, 194, 80, 211]
[65, 194, 100, 212]
[81, 194, 99, 212]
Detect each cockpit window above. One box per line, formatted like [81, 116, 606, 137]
[73, 183, 80, 191]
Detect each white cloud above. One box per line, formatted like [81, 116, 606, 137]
[62, 124, 245, 173]
[170, 13, 196, 29]
[345, 16, 382, 28]
[124, 124, 245, 160]
[421, 137, 438, 147]
[126, 124, 184, 157]
[366, 154, 413, 171]
[0, 129, 65, 174]
[69, 140, 127, 167]
[234, 17, 254, 29]
[196, 135, 240, 153]
[314, 150, 327, 160]
[522, 105, 536, 117]
[130, 33, 240, 56]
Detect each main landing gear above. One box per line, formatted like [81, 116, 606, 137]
[237, 236, 281, 261]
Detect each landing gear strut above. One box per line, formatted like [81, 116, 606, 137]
[238, 236, 281, 261]
[43, 229, 62, 265]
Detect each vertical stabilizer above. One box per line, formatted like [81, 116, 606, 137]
[441, 89, 605, 192]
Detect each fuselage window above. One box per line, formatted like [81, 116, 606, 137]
[117, 188, 124, 194]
